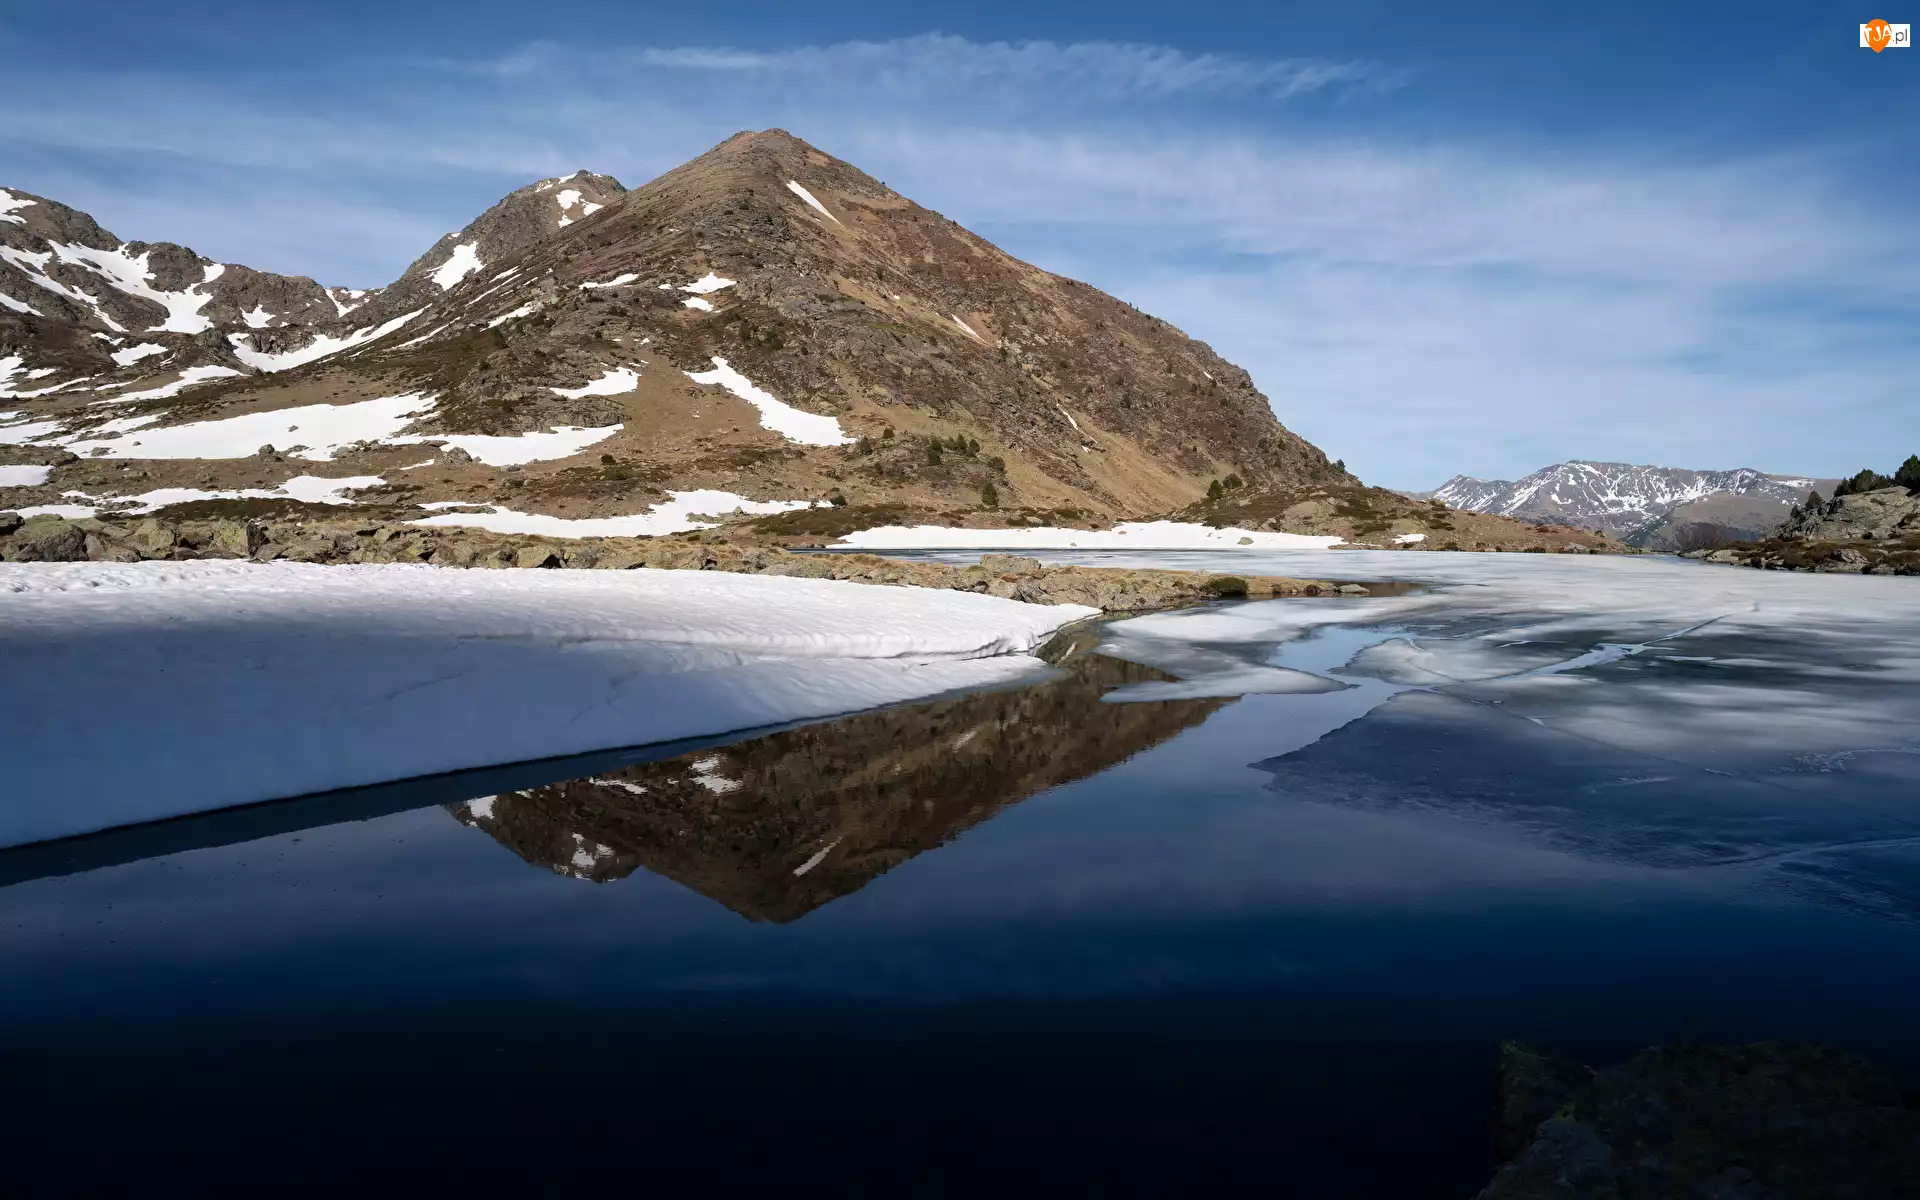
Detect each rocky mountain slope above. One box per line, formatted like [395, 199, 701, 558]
[1425, 461, 1830, 548]
[3, 130, 1610, 552]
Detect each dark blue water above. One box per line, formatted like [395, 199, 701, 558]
[4, 613, 1918, 1196]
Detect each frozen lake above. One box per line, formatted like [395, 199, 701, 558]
[2, 550, 1917, 1193]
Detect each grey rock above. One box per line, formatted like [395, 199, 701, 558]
[979, 553, 1044, 577]
[7, 517, 88, 562]
[0, 511, 21, 537]
[1778, 486, 1920, 542]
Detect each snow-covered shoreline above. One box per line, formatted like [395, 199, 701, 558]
[0, 562, 1095, 847]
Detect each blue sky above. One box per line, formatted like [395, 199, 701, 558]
[3, 1, 1914, 487]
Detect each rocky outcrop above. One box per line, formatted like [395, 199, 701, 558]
[0, 513, 1357, 611]
[1478, 1042, 1920, 1198]
[1684, 486, 1920, 574]
[1777, 485, 1920, 543]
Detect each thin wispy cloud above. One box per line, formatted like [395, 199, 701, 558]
[1, 30, 1910, 484]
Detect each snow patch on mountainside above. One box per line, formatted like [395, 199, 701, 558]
[228, 309, 424, 371]
[387, 424, 622, 466]
[412, 489, 814, 538]
[63, 393, 437, 460]
[110, 342, 169, 368]
[0, 189, 35, 224]
[786, 180, 842, 224]
[39, 475, 385, 519]
[430, 242, 483, 290]
[550, 367, 640, 398]
[95, 364, 242, 404]
[0, 464, 53, 487]
[685, 357, 850, 446]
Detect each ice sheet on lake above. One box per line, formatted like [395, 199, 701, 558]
[0, 563, 1094, 847]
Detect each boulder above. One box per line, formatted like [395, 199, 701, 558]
[6, 517, 88, 562]
[0, 511, 21, 537]
[204, 519, 267, 558]
[129, 519, 180, 557]
[980, 553, 1044, 577]
[514, 545, 564, 569]
[442, 446, 476, 465]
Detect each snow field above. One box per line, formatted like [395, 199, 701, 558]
[0, 562, 1095, 845]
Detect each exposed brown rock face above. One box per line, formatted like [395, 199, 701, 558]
[448, 645, 1227, 919]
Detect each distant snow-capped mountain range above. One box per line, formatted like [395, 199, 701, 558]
[1417, 461, 1837, 548]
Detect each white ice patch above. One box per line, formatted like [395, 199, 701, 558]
[0, 292, 40, 315]
[682, 296, 714, 312]
[549, 367, 639, 398]
[0, 188, 35, 224]
[0, 563, 1093, 846]
[411, 489, 814, 539]
[94, 364, 241, 404]
[0, 464, 54, 487]
[952, 315, 986, 342]
[1395, 533, 1428, 545]
[486, 301, 540, 328]
[785, 180, 843, 224]
[834, 522, 1347, 551]
[1059, 407, 1081, 433]
[387, 424, 622, 467]
[110, 342, 169, 368]
[241, 306, 274, 329]
[680, 272, 736, 295]
[684, 357, 851, 446]
[579, 273, 639, 290]
[64, 393, 437, 461]
[430, 242, 483, 290]
[228, 308, 424, 372]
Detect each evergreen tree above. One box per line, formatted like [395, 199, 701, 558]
[1897, 454, 1920, 494]
[980, 479, 999, 508]
[1207, 478, 1225, 501]
[926, 440, 944, 466]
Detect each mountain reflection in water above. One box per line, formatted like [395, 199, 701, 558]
[447, 639, 1224, 921]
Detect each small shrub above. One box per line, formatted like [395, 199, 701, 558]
[926, 440, 944, 466]
[829, 491, 848, 507]
[981, 479, 999, 508]
[1201, 576, 1249, 599]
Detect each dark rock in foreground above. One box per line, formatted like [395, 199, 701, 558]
[1479, 1041, 1920, 1198]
